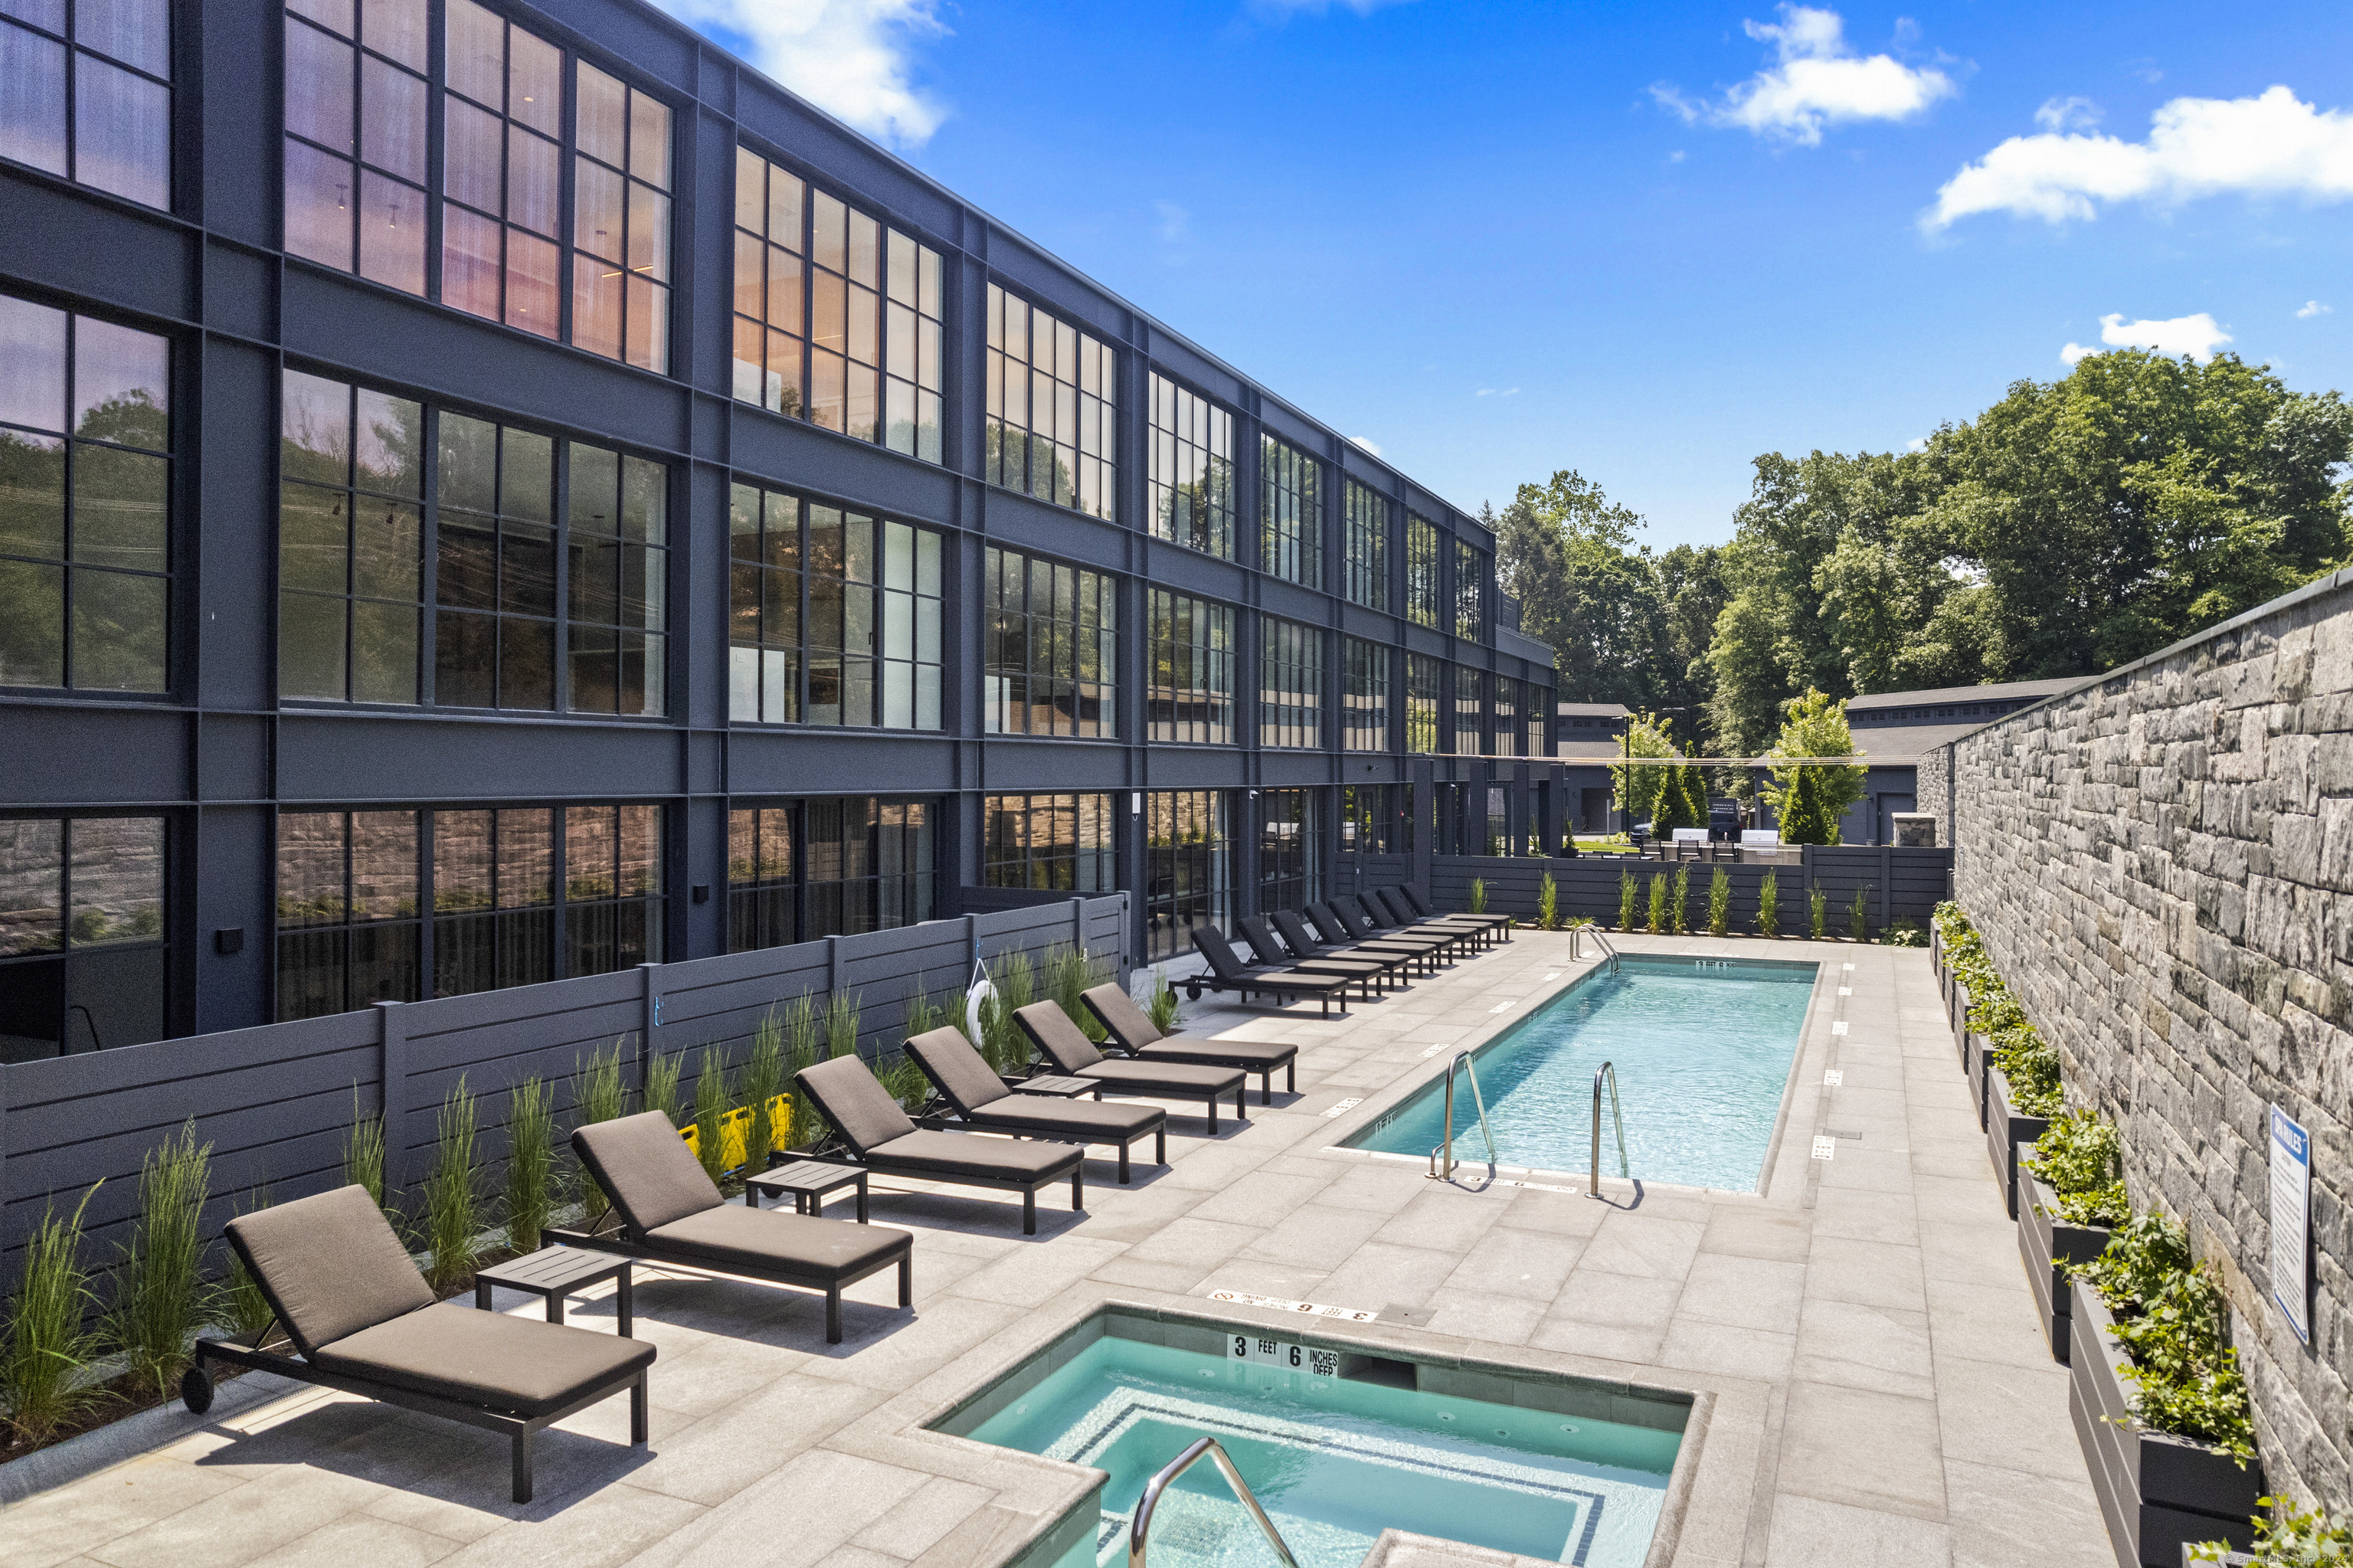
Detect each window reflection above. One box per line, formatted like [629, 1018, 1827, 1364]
[982, 794, 1114, 894]
[1, 0, 172, 211]
[986, 284, 1113, 519]
[728, 798, 934, 951]
[1342, 637, 1388, 751]
[984, 545, 1116, 738]
[0, 815, 168, 1059]
[1259, 616, 1321, 748]
[1343, 480, 1389, 611]
[1147, 591, 1233, 745]
[1262, 436, 1320, 588]
[283, 0, 427, 293]
[1147, 375, 1232, 558]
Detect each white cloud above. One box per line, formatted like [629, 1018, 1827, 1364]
[2034, 96, 2099, 133]
[1652, 5, 1955, 146]
[1247, 0, 1412, 16]
[2060, 312, 2232, 366]
[651, 0, 947, 146]
[1154, 201, 1191, 244]
[1906, 435, 1929, 453]
[1928, 84, 2353, 228]
[1475, 387, 1520, 398]
[2299, 300, 2332, 317]
[1350, 436, 1383, 456]
[1667, 149, 1687, 164]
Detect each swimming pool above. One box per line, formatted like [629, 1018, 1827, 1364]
[1344, 954, 1818, 1190]
[945, 1322, 1681, 1567]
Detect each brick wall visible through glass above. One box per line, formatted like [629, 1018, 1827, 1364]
[1147, 374, 1232, 557]
[1147, 590, 1232, 745]
[1341, 637, 1387, 752]
[984, 545, 1116, 738]
[1260, 616, 1321, 749]
[1144, 790, 1229, 964]
[732, 148, 942, 460]
[0, 815, 166, 1059]
[2, 0, 172, 211]
[275, 809, 421, 1020]
[1261, 435, 1320, 588]
[728, 797, 933, 950]
[0, 295, 170, 693]
[986, 284, 1114, 519]
[430, 803, 659, 996]
[1342, 479, 1388, 611]
[983, 794, 1114, 892]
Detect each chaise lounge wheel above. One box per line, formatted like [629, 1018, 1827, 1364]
[180, 1364, 214, 1414]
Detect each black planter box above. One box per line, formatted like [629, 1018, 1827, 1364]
[2070, 1279, 2263, 1568]
[1951, 979, 1972, 1059]
[2181, 1550, 2255, 1566]
[2018, 1164, 2112, 1363]
[1965, 1032, 1993, 1128]
[1985, 1067, 2049, 1218]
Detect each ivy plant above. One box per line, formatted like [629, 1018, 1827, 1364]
[2027, 1109, 2129, 1226]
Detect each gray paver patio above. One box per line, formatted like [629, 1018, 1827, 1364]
[0, 930, 2110, 1568]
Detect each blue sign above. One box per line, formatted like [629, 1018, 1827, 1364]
[2270, 1105, 2311, 1346]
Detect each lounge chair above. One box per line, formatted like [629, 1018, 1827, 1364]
[1308, 901, 1461, 964]
[903, 1025, 1167, 1181]
[1186, 925, 1359, 1015]
[1271, 908, 1441, 977]
[1239, 914, 1401, 995]
[1347, 892, 1492, 951]
[1014, 999, 1251, 1129]
[794, 1054, 1086, 1235]
[551, 1111, 912, 1344]
[1080, 982, 1298, 1100]
[189, 1185, 653, 1503]
[1390, 884, 1514, 941]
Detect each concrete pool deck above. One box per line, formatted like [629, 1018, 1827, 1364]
[0, 933, 2109, 1568]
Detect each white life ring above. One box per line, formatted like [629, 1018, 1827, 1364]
[964, 978, 996, 1047]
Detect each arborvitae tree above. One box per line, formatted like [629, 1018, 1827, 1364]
[1778, 764, 1833, 846]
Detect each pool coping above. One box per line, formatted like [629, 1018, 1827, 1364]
[1316, 947, 1838, 1204]
[846, 1288, 1722, 1568]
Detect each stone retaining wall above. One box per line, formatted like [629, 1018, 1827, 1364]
[1950, 568, 2353, 1512]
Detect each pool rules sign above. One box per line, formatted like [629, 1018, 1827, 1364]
[2270, 1105, 2312, 1346]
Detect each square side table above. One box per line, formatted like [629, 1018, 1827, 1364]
[748, 1160, 870, 1222]
[474, 1246, 633, 1337]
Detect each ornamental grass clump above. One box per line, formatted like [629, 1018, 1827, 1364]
[1848, 884, 1871, 941]
[223, 1188, 275, 1337]
[824, 991, 861, 1059]
[2027, 1109, 2129, 1226]
[1468, 879, 1487, 915]
[1618, 871, 1640, 932]
[1042, 944, 1106, 1041]
[343, 1087, 385, 1210]
[1755, 872, 1778, 938]
[420, 1079, 483, 1296]
[739, 1010, 784, 1175]
[2, 1189, 104, 1446]
[691, 1046, 733, 1188]
[782, 993, 826, 1151]
[1808, 887, 1828, 941]
[642, 1048, 683, 1126]
[1645, 874, 1666, 935]
[1707, 867, 1730, 937]
[570, 1040, 628, 1224]
[880, 1053, 930, 1111]
[2073, 1213, 2256, 1463]
[1142, 973, 1180, 1035]
[505, 1076, 556, 1254]
[979, 953, 1035, 1075]
[109, 1120, 215, 1403]
[1536, 872, 1557, 931]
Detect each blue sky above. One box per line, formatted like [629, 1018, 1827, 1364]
[656, 2, 2353, 549]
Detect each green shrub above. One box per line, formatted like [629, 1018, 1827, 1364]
[740, 1010, 784, 1175]
[1645, 874, 1666, 935]
[1144, 974, 1180, 1035]
[1707, 868, 1730, 937]
[2074, 1212, 2256, 1462]
[1993, 1024, 2063, 1116]
[1808, 887, 1828, 940]
[1468, 878, 1487, 915]
[2191, 1498, 2353, 1565]
[342, 1087, 385, 1210]
[1756, 872, 1778, 938]
[1669, 867, 1688, 935]
[109, 1121, 214, 1402]
[692, 1046, 732, 1188]
[2, 1189, 104, 1444]
[503, 1077, 555, 1254]
[1884, 918, 1928, 948]
[1849, 884, 1871, 941]
[1618, 871, 1640, 931]
[2027, 1109, 2129, 1226]
[1536, 873, 1557, 931]
[420, 1079, 483, 1296]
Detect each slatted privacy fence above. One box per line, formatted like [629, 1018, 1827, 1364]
[0, 895, 1129, 1267]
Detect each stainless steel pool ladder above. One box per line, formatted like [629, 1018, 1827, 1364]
[1130, 1435, 1300, 1568]
[1427, 1051, 1497, 1183]
[1590, 1061, 1631, 1195]
[1573, 925, 1621, 973]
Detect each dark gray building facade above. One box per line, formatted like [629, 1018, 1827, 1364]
[0, 0, 1556, 1059]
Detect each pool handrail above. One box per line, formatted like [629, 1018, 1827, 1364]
[1130, 1435, 1300, 1568]
[1427, 1051, 1497, 1183]
[1573, 925, 1621, 973]
[1590, 1061, 1631, 1195]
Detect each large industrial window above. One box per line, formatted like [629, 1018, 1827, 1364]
[1144, 791, 1229, 964]
[1528, 686, 1553, 758]
[274, 810, 421, 1020]
[279, 370, 424, 705]
[564, 441, 667, 715]
[1341, 638, 1387, 752]
[1405, 513, 1440, 629]
[726, 797, 934, 951]
[1492, 677, 1520, 757]
[569, 61, 671, 370]
[0, 816, 166, 1059]
[1261, 435, 1320, 588]
[1342, 480, 1388, 611]
[984, 545, 1116, 738]
[1455, 539, 1486, 643]
[731, 148, 942, 459]
[986, 284, 1114, 519]
[1405, 654, 1440, 755]
[433, 804, 661, 996]
[0, 295, 170, 694]
[1341, 784, 1409, 856]
[1147, 591, 1232, 745]
[282, 0, 426, 291]
[1453, 666, 1483, 755]
[983, 794, 1115, 893]
[728, 483, 941, 729]
[1259, 617, 1320, 749]
[2, 0, 171, 210]
[1258, 789, 1321, 915]
[1147, 374, 1232, 558]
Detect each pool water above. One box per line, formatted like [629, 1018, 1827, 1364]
[958, 1334, 1679, 1567]
[1346, 955, 1817, 1190]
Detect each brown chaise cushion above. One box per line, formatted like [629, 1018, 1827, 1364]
[1077, 1058, 1245, 1097]
[866, 1128, 1082, 1183]
[795, 1056, 918, 1157]
[1013, 1001, 1105, 1073]
[313, 1301, 653, 1417]
[1079, 984, 1164, 1050]
[1139, 1039, 1295, 1070]
[224, 1186, 434, 1358]
[962, 1095, 1162, 1138]
[903, 1026, 1011, 1115]
[643, 1204, 907, 1281]
[573, 1111, 722, 1236]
